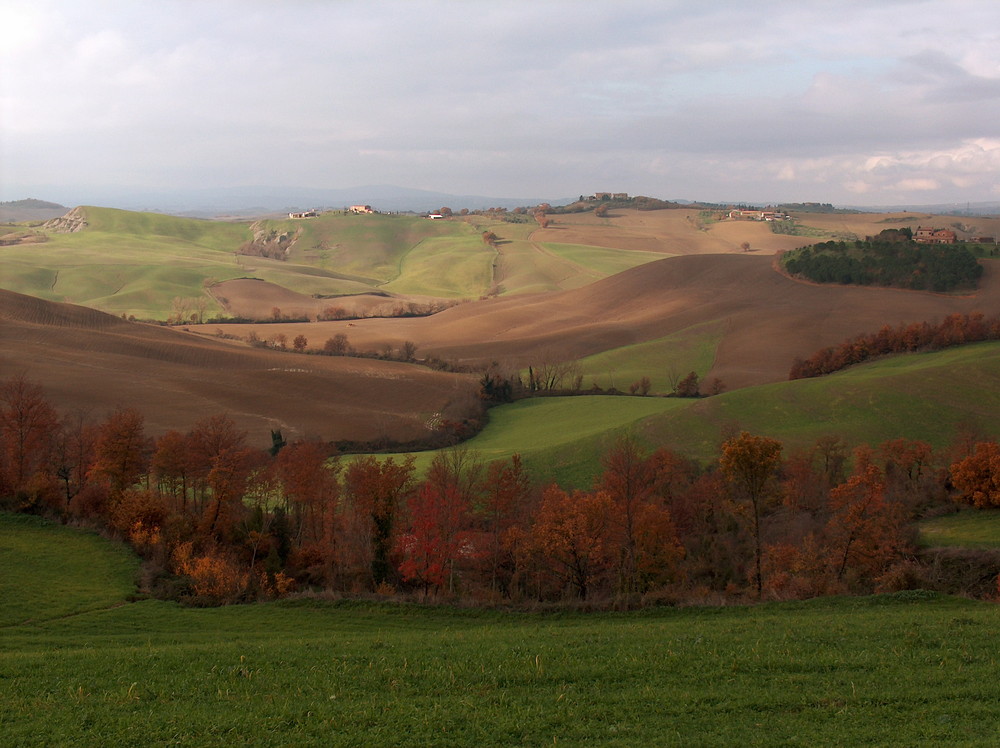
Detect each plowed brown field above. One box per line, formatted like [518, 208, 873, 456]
[1, 290, 477, 443]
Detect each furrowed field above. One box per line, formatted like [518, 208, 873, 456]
[3, 512, 1000, 747]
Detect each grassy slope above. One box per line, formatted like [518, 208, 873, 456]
[1, 209, 671, 319]
[409, 396, 687, 487]
[919, 509, 1000, 549]
[0, 513, 138, 626]
[394, 342, 1000, 489]
[640, 341, 1000, 461]
[575, 320, 725, 394]
[1, 207, 250, 318]
[4, 513, 1000, 746]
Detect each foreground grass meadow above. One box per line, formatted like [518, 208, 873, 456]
[3, 513, 1000, 746]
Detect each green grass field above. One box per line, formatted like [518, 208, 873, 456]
[576, 320, 725, 394]
[398, 396, 685, 487]
[1, 208, 665, 318]
[4, 512, 1000, 746]
[639, 341, 1000, 461]
[919, 509, 1000, 549]
[391, 342, 1000, 490]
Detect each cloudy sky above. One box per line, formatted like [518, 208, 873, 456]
[2, 0, 999, 208]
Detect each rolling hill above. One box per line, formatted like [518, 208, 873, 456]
[210, 252, 1000, 392]
[0, 289, 477, 444]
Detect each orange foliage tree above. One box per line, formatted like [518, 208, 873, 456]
[89, 406, 149, 498]
[479, 454, 534, 596]
[950, 441, 1000, 508]
[341, 455, 416, 589]
[396, 481, 475, 596]
[529, 486, 614, 600]
[720, 431, 783, 598]
[0, 374, 59, 498]
[825, 456, 907, 586]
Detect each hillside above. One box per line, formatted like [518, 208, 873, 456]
[210, 252, 1000, 392]
[0, 198, 69, 222]
[0, 289, 477, 443]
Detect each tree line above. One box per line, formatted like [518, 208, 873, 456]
[789, 312, 1000, 379]
[7, 373, 1000, 606]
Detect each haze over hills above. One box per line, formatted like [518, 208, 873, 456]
[1, 186, 579, 217]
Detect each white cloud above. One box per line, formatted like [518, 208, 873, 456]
[2, 0, 999, 205]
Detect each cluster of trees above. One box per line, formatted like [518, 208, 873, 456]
[242, 329, 420, 364]
[782, 233, 983, 292]
[789, 312, 1000, 379]
[7, 373, 999, 607]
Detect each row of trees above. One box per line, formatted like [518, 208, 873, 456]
[789, 312, 1000, 379]
[7, 373, 999, 606]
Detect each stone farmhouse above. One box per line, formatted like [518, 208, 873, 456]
[914, 226, 957, 244]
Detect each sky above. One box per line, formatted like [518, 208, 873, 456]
[2, 0, 999, 208]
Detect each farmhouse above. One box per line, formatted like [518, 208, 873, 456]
[728, 209, 788, 221]
[914, 226, 957, 244]
[349, 205, 374, 214]
[288, 210, 317, 219]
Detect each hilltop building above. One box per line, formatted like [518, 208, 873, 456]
[288, 210, 317, 219]
[349, 205, 374, 214]
[727, 209, 788, 221]
[914, 226, 957, 244]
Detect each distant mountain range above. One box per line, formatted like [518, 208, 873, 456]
[843, 200, 1000, 216]
[0, 199, 70, 222]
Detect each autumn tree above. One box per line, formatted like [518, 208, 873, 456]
[53, 410, 98, 511]
[0, 374, 59, 497]
[187, 414, 248, 517]
[292, 334, 308, 352]
[597, 436, 683, 597]
[529, 486, 614, 600]
[479, 454, 533, 596]
[89, 407, 149, 498]
[825, 457, 907, 588]
[151, 430, 193, 513]
[950, 441, 1000, 508]
[396, 480, 474, 597]
[720, 431, 782, 597]
[276, 440, 338, 548]
[341, 455, 416, 589]
[202, 445, 261, 538]
[674, 371, 700, 397]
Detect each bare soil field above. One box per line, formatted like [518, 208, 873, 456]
[0, 289, 477, 444]
[535, 209, 806, 255]
[207, 254, 1000, 391]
